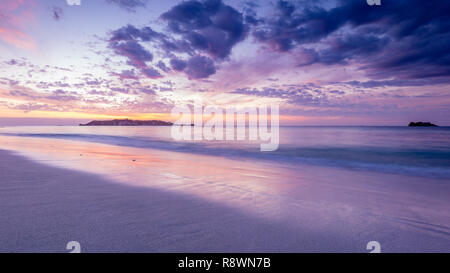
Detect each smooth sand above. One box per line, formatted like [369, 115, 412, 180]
[0, 144, 449, 252]
[0, 149, 355, 252]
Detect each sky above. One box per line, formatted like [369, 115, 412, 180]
[0, 0, 449, 126]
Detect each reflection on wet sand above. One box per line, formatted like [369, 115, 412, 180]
[1, 134, 450, 252]
[0, 135, 291, 219]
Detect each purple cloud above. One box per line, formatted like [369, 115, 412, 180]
[232, 86, 329, 106]
[252, 0, 450, 80]
[185, 55, 216, 79]
[110, 40, 152, 68]
[52, 6, 63, 21]
[110, 24, 163, 42]
[107, 0, 247, 80]
[157, 61, 170, 73]
[170, 58, 187, 71]
[161, 0, 247, 60]
[112, 69, 139, 80]
[108, 40, 163, 79]
[141, 66, 163, 79]
[106, 0, 148, 12]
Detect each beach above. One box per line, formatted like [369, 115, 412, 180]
[0, 126, 449, 252]
[1, 0, 449, 257]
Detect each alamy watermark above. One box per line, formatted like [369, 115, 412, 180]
[66, 241, 81, 253]
[367, 0, 381, 5]
[366, 241, 381, 253]
[66, 0, 81, 5]
[64, 240, 379, 253]
[171, 103, 279, 151]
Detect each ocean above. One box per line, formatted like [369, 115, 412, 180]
[1, 126, 449, 179]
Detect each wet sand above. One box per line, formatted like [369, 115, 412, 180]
[0, 149, 360, 252]
[0, 136, 449, 252]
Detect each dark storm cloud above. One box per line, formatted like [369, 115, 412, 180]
[253, 0, 402, 50]
[242, 1, 262, 26]
[300, 30, 390, 66]
[161, 0, 248, 60]
[253, 0, 450, 79]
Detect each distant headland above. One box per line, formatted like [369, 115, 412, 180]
[408, 122, 438, 127]
[79, 119, 173, 126]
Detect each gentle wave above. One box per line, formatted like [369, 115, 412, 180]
[2, 132, 450, 179]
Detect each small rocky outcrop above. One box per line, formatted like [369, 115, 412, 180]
[408, 122, 438, 127]
[80, 119, 173, 126]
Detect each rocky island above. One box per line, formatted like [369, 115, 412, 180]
[408, 122, 438, 127]
[80, 119, 173, 126]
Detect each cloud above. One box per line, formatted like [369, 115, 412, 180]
[341, 78, 450, 88]
[110, 40, 153, 67]
[105, 0, 450, 84]
[108, 0, 247, 80]
[45, 89, 79, 101]
[109, 40, 163, 78]
[141, 66, 163, 79]
[294, 29, 390, 66]
[112, 69, 139, 80]
[5, 102, 64, 113]
[253, 0, 389, 51]
[170, 58, 187, 71]
[161, 0, 248, 60]
[105, 0, 148, 12]
[137, 87, 156, 95]
[185, 55, 216, 79]
[242, 1, 262, 26]
[5, 83, 80, 103]
[110, 24, 163, 42]
[156, 61, 170, 73]
[52, 6, 63, 21]
[4, 59, 27, 66]
[0, 0, 37, 50]
[251, 0, 450, 80]
[231, 86, 329, 106]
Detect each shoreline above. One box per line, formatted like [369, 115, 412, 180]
[0, 149, 323, 253]
[0, 137, 450, 252]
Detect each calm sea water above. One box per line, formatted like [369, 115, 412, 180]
[1, 126, 449, 178]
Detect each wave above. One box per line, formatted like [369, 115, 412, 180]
[2, 132, 450, 179]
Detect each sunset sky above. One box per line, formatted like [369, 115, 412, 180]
[0, 0, 449, 125]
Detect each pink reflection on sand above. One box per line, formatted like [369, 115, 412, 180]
[0, 135, 295, 219]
